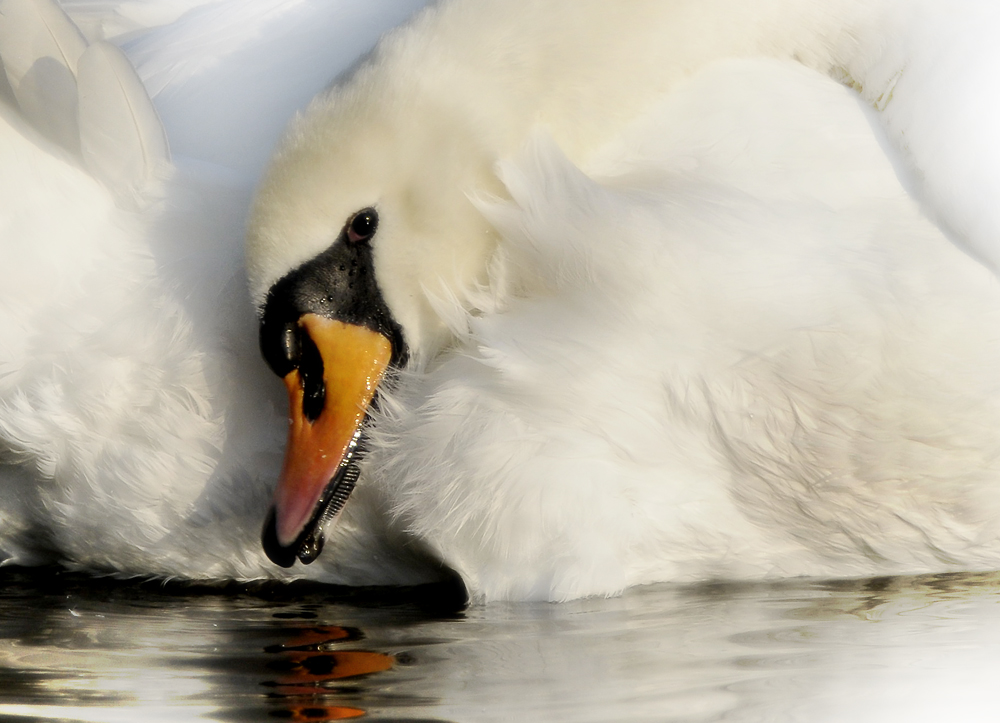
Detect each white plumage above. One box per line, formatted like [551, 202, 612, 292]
[357, 60, 1000, 600]
[4, 0, 1000, 601]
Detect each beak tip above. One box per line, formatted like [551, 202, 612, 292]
[262, 507, 299, 569]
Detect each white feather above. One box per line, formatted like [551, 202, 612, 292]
[77, 40, 169, 200]
[363, 61, 1000, 600]
[0, 0, 86, 148]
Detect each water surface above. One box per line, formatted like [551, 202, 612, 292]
[0, 568, 997, 721]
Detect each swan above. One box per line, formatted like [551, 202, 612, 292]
[247, 0, 1000, 600]
[3, 0, 1000, 601]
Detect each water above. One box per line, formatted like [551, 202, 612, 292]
[0, 569, 998, 722]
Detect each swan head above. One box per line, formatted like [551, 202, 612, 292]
[245, 64, 501, 568]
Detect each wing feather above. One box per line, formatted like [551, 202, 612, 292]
[77, 40, 170, 201]
[0, 0, 87, 149]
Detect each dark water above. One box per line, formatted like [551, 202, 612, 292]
[0, 568, 998, 722]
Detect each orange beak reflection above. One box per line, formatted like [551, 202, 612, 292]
[266, 314, 391, 565]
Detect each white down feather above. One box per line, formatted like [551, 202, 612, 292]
[361, 59, 1000, 600]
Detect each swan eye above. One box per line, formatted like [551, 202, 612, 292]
[346, 209, 378, 243]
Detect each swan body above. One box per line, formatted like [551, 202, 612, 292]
[365, 64, 1000, 599]
[289, 57, 1000, 601]
[3, 0, 1000, 600]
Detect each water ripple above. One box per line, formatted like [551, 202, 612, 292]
[0, 569, 999, 721]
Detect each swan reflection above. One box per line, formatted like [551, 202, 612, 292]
[263, 624, 393, 719]
[0, 571, 426, 722]
[0, 569, 998, 722]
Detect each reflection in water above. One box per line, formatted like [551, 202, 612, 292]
[0, 568, 998, 721]
[264, 625, 393, 720]
[0, 571, 443, 722]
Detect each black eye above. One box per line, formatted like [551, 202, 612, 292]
[346, 208, 378, 243]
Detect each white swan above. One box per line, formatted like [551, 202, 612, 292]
[3, 0, 1000, 601]
[247, 0, 1000, 600]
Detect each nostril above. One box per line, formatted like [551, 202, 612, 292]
[298, 329, 326, 422]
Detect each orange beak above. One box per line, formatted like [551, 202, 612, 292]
[265, 313, 391, 565]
